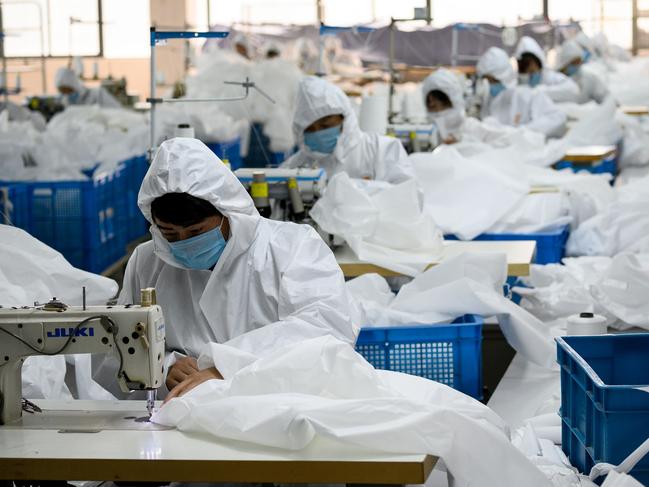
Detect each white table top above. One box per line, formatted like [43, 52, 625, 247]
[335, 240, 537, 278]
[0, 400, 435, 483]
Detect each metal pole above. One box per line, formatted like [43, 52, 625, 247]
[97, 0, 104, 57]
[542, 0, 549, 21]
[316, 0, 324, 24]
[388, 18, 395, 123]
[207, 0, 211, 27]
[426, 0, 432, 25]
[0, 3, 8, 104]
[632, 0, 639, 56]
[37, 2, 46, 92]
[149, 27, 156, 159]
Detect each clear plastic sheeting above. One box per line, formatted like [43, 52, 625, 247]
[515, 253, 649, 331]
[152, 335, 552, 487]
[0, 224, 118, 400]
[310, 173, 444, 276]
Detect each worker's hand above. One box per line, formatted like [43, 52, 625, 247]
[442, 136, 458, 145]
[165, 356, 199, 390]
[164, 367, 223, 403]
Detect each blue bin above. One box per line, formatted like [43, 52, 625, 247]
[556, 334, 649, 484]
[356, 315, 483, 399]
[26, 169, 128, 273]
[555, 154, 617, 179]
[446, 225, 570, 265]
[206, 138, 242, 170]
[121, 155, 150, 241]
[0, 184, 30, 229]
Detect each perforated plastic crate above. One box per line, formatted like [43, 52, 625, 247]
[122, 155, 149, 241]
[206, 138, 242, 170]
[555, 154, 617, 178]
[26, 168, 127, 273]
[0, 184, 29, 229]
[356, 315, 483, 399]
[556, 334, 649, 484]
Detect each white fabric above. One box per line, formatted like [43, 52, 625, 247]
[152, 335, 552, 487]
[0, 225, 118, 400]
[282, 76, 413, 183]
[566, 174, 649, 256]
[483, 85, 567, 138]
[0, 101, 46, 131]
[98, 138, 357, 394]
[408, 146, 529, 239]
[345, 252, 555, 368]
[515, 253, 649, 331]
[601, 471, 645, 487]
[310, 173, 444, 276]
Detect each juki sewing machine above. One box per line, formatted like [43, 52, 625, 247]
[0, 288, 165, 425]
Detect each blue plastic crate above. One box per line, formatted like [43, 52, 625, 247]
[556, 334, 649, 484]
[446, 225, 570, 265]
[26, 170, 128, 273]
[206, 138, 242, 170]
[555, 154, 617, 178]
[270, 147, 297, 167]
[0, 184, 29, 229]
[121, 155, 150, 241]
[356, 315, 483, 399]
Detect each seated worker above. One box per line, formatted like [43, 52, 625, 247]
[55, 67, 121, 108]
[556, 40, 610, 105]
[282, 76, 413, 183]
[476, 47, 567, 138]
[421, 68, 467, 144]
[514, 36, 579, 103]
[95, 137, 357, 399]
[263, 41, 281, 60]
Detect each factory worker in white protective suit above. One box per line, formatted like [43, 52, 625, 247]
[556, 39, 610, 104]
[515, 36, 580, 103]
[421, 68, 467, 144]
[476, 47, 567, 138]
[54, 67, 121, 108]
[232, 32, 252, 60]
[94, 137, 357, 399]
[282, 76, 413, 183]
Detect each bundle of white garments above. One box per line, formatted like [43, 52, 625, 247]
[567, 173, 649, 256]
[0, 105, 148, 181]
[186, 47, 303, 152]
[0, 225, 118, 400]
[310, 173, 445, 276]
[515, 253, 649, 331]
[152, 334, 552, 487]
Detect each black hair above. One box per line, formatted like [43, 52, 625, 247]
[426, 90, 452, 109]
[151, 192, 221, 227]
[518, 52, 542, 73]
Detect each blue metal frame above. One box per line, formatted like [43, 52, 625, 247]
[319, 24, 375, 36]
[150, 29, 228, 46]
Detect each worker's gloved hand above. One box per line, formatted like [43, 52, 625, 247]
[164, 367, 224, 403]
[165, 356, 200, 390]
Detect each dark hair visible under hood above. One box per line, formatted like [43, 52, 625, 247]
[518, 52, 543, 73]
[151, 192, 221, 227]
[426, 89, 453, 109]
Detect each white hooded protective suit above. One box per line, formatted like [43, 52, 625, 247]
[421, 68, 466, 141]
[515, 36, 580, 103]
[281, 76, 413, 183]
[556, 40, 610, 104]
[94, 138, 357, 395]
[54, 67, 121, 109]
[477, 47, 567, 138]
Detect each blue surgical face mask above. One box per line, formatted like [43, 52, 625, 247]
[529, 71, 542, 87]
[489, 82, 505, 99]
[565, 64, 580, 77]
[168, 222, 227, 270]
[582, 50, 592, 63]
[64, 91, 80, 104]
[303, 125, 342, 154]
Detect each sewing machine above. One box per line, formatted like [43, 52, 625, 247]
[0, 289, 165, 425]
[235, 168, 326, 222]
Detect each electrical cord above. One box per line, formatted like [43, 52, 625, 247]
[0, 315, 124, 379]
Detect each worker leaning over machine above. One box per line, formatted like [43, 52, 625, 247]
[281, 76, 413, 183]
[514, 36, 580, 103]
[54, 67, 121, 108]
[555, 39, 610, 105]
[94, 137, 357, 399]
[476, 47, 567, 138]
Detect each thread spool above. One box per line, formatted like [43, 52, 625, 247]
[359, 95, 389, 135]
[174, 124, 195, 138]
[566, 312, 607, 336]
